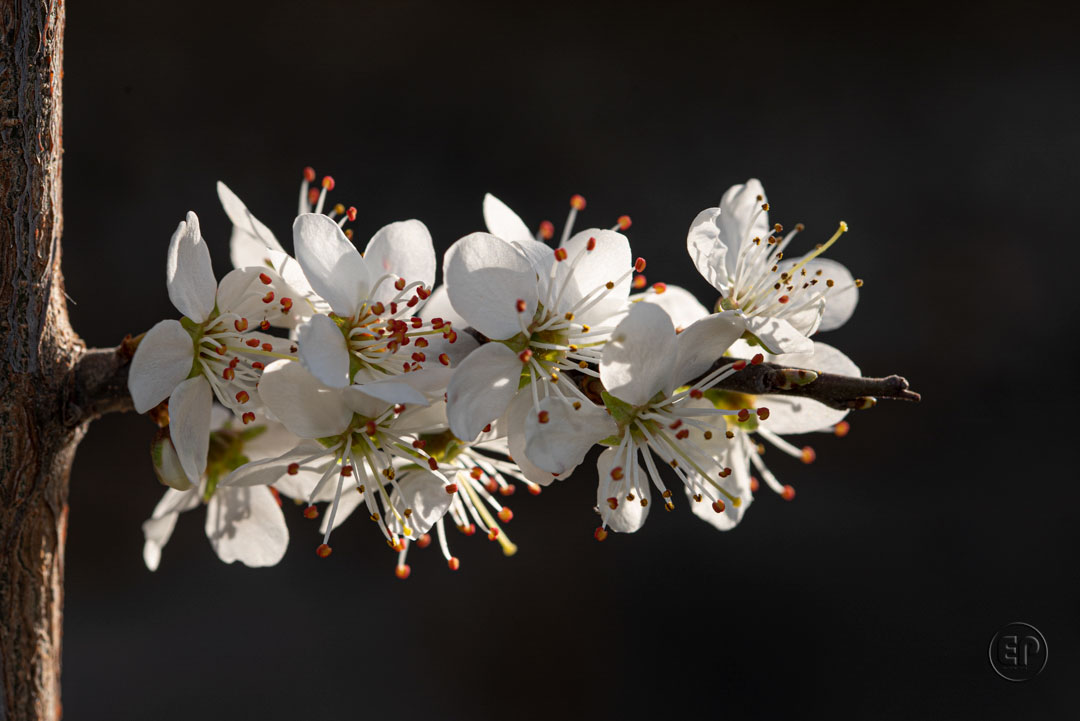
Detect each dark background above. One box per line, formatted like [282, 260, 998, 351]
[60, 1, 1077, 718]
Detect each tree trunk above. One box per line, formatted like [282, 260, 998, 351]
[0, 2, 73, 720]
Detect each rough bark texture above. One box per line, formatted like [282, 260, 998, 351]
[0, 2, 71, 720]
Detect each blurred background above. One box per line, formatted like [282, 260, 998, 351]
[61, 0, 1077, 718]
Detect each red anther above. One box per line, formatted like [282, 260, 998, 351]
[634, 257, 646, 273]
[287, 463, 300, 475]
[594, 527, 608, 542]
[586, 236, 597, 251]
[712, 499, 726, 513]
[482, 423, 492, 433]
[528, 483, 542, 496]
[259, 272, 272, 285]
[280, 297, 293, 311]
[215, 345, 227, 355]
[498, 507, 513, 522]
[607, 497, 619, 510]
[412, 439, 427, 449]
[261, 342, 273, 352]
[834, 421, 851, 437]
[445, 330, 458, 343]
[518, 349, 533, 363]
[308, 188, 320, 205]
[539, 220, 555, 240]
[631, 275, 647, 289]
[269, 486, 282, 507]
[394, 404, 406, 415]
[498, 485, 515, 497]
[778, 295, 790, 304]
[537, 410, 550, 424]
[732, 360, 747, 371]
[235, 390, 250, 404]
[316, 543, 333, 558]
[262, 291, 275, 303]
[427, 457, 439, 470]
[751, 353, 764, 365]
[652, 282, 667, 294]
[251, 361, 264, 370]
[371, 302, 385, 316]
[430, 317, 444, 329]
[395, 564, 411, 579]
[417, 286, 431, 300]
[484, 479, 498, 493]
[610, 466, 624, 481]
[234, 318, 249, 332]
[675, 429, 690, 440]
[414, 337, 428, 349]
[718, 467, 732, 478]
[242, 412, 256, 424]
[411, 352, 426, 363]
[737, 409, 751, 422]
[321, 175, 335, 191]
[346, 206, 358, 222]
[438, 353, 450, 366]
[229, 356, 240, 368]
[470, 467, 483, 480]
[341, 465, 353, 477]
[259, 320, 270, 331]
[410, 317, 423, 328]
[445, 483, 459, 494]
[344, 229, 354, 240]
[515, 299, 527, 313]
[750, 477, 760, 493]
[245, 338, 259, 347]
[390, 302, 398, 315]
[669, 419, 683, 430]
[394, 277, 406, 291]
[222, 367, 235, 381]
[617, 215, 632, 230]
[406, 296, 419, 308]
[303, 505, 319, 520]
[570, 194, 586, 210]
[781, 485, 797, 501]
[447, 557, 461, 571]
[462, 523, 476, 536]
[757, 407, 770, 420]
[365, 420, 377, 436]
[303, 166, 316, 182]
[689, 388, 703, 399]
[487, 528, 500, 541]
[801, 446, 816, 464]
[554, 247, 568, 262]
[416, 533, 432, 548]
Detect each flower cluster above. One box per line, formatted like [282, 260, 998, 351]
[130, 172, 862, 575]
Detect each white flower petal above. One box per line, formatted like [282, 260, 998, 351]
[555, 229, 632, 326]
[673, 311, 746, 387]
[166, 211, 217, 323]
[257, 359, 352, 438]
[363, 220, 436, 305]
[631, 284, 710, 330]
[293, 213, 371, 316]
[128, 319, 195, 413]
[800, 257, 859, 332]
[758, 341, 859, 434]
[444, 232, 538, 340]
[141, 486, 201, 571]
[483, 193, 533, 242]
[297, 313, 350, 388]
[446, 342, 523, 441]
[596, 447, 649, 533]
[601, 302, 676, 406]
[221, 440, 329, 490]
[744, 315, 814, 355]
[687, 436, 753, 531]
[387, 472, 453, 536]
[151, 434, 193, 491]
[346, 380, 426, 411]
[169, 376, 213, 484]
[717, 179, 770, 280]
[524, 397, 616, 475]
[205, 486, 288, 567]
[217, 181, 284, 267]
[506, 392, 570, 486]
[686, 207, 728, 290]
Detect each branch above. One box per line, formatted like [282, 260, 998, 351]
[698, 359, 920, 410]
[65, 341, 136, 425]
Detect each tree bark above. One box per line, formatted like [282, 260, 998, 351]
[0, 2, 72, 720]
